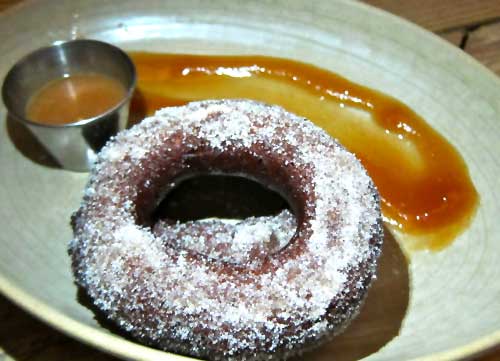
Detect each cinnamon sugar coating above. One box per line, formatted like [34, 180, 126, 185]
[69, 99, 383, 360]
[153, 209, 296, 266]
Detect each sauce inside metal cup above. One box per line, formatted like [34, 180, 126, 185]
[2, 39, 136, 171]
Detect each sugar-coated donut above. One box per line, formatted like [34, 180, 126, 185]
[153, 209, 296, 265]
[70, 99, 383, 360]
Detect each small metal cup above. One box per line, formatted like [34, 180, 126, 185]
[2, 39, 136, 171]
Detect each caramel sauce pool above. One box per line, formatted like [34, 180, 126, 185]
[27, 73, 126, 125]
[129, 52, 479, 251]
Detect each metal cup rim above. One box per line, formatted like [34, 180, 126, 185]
[1, 38, 137, 129]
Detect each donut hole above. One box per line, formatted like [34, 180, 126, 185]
[149, 174, 299, 262]
[153, 174, 294, 222]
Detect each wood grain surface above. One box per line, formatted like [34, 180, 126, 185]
[363, 0, 500, 32]
[466, 21, 500, 75]
[0, 0, 19, 12]
[1, 1, 500, 361]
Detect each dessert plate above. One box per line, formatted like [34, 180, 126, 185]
[1, 1, 499, 360]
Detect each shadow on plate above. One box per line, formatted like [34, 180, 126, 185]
[296, 227, 410, 361]
[5, 114, 60, 169]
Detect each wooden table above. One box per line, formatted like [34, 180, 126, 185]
[1, 1, 500, 360]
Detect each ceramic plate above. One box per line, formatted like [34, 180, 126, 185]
[1, 1, 500, 360]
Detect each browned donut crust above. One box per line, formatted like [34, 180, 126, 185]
[70, 99, 383, 360]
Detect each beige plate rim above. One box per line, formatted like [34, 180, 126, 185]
[2, 262, 500, 361]
[1, 0, 500, 360]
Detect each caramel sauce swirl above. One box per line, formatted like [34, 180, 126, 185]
[129, 52, 478, 251]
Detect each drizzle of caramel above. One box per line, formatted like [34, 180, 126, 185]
[128, 52, 479, 251]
